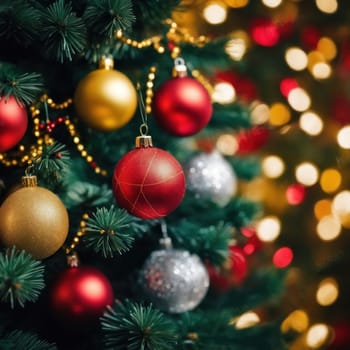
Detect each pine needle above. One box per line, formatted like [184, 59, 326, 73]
[101, 300, 178, 349]
[83, 206, 135, 258]
[0, 248, 45, 308]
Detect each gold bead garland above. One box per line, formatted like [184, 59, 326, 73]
[0, 94, 107, 177]
[65, 212, 89, 255]
[114, 19, 209, 58]
[145, 66, 157, 114]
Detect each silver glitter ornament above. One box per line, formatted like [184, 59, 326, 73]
[138, 247, 209, 313]
[184, 151, 237, 206]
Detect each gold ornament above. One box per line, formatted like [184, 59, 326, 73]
[74, 56, 137, 131]
[0, 175, 69, 259]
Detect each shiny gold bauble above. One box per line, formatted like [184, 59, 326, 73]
[74, 57, 137, 131]
[0, 176, 69, 259]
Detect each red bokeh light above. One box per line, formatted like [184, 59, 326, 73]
[273, 247, 294, 268]
[280, 78, 299, 98]
[250, 18, 280, 47]
[286, 183, 306, 205]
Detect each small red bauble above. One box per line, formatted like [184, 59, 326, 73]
[0, 96, 28, 152]
[152, 76, 212, 137]
[50, 266, 114, 327]
[207, 246, 248, 292]
[112, 136, 186, 219]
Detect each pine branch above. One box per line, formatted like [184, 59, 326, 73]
[83, 206, 135, 258]
[101, 300, 178, 350]
[0, 1, 41, 46]
[0, 248, 45, 308]
[84, 0, 135, 40]
[40, 0, 87, 62]
[0, 330, 57, 350]
[228, 156, 261, 181]
[0, 63, 43, 105]
[63, 181, 113, 209]
[170, 221, 231, 266]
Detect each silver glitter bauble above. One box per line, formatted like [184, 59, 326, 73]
[138, 248, 209, 313]
[184, 151, 237, 206]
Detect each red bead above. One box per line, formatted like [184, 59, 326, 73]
[0, 96, 28, 152]
[112, 147, 186, 219]
[50, 266, 114, 327]
[152, 77, 212, 137]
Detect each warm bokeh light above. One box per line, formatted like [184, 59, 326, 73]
[337, 125, 350, 149]
[317, 37, 337, 61]
[332, 191, 350, 228]
[250, 18, 280, 47]
[212, 82, 236, 104]
[286, 184, 305, 205]
[235, 311, 260, 329]
[295, 162, 319, 186]
[285, 47, 308, 71]
[307, 50, 325, 71]
[306, 324, 331, 348]
[287, 87, 311, 112]
[316, 215, 341, 241]
[320, 168, 341, 193]
[311, 62, 332, 79]
[203, 3, 228, 25]
[262, 155, 285, 178]
[261, 0, 282, 8]
[250, 102, 270, 124]
[316, 278, 339, 306]
[273, 247, 294, 268]
[299, 111, 324, 136]
[314, 199, 332, 220]
[256, 216, 281, 242]
[315, 0, 338, 14]
[216, 134, 238, 155]
[281, 310, 309, 333]
[225, 0, 249, 7]
[269, 102, 291, 126]
[225, 36, 247, 61]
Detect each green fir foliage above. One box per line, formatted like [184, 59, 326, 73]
[0, 63, 43, 105]
[0, 248, 45, 308]
[83, 206, 135, 258]
[40, 0, 87, 62]
[101, 300, 178, 350]
[0, 330, 57, 350]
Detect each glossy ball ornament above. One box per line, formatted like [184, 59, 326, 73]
[152, 58, 212, 137]
[0, 175, 69, 259]
[112, 136, 185, 219]
[50, 266, 114, 327]
[184, 151, 237, 206]
[0, 95, 28, 152]
[138, 248, 209, 313]
[74, 57, 137, 131]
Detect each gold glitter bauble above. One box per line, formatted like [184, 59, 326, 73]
[74, 57, 137, 131]
[0, 176, 69, 259]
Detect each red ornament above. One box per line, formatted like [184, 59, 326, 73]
[236, 126, 270, 154]
[50, 266, 114, 327]
[207, 245, 248, 292]
[0, 96, 28, 152]
[152, 58, 212, 137]
[112, 135, 186, 219]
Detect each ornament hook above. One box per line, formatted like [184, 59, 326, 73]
[160, 219, 172, 249]
[173, 57, 187, 77]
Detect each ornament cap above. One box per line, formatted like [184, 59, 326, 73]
[135, 135, 153, 148]
[173, 57, 188, 78]
[99, 56, 114, 70]
[21, 175, 38, 187]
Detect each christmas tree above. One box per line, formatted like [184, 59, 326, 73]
[1, 0, 347, 349]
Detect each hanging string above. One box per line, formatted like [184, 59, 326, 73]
[136, 83, 149, 136]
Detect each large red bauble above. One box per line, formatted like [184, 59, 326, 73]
[0, 96, 28, 152]
[112, 147, 186, 219]
[152, 77, 212, 137]
[50, 267, 114, 327]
